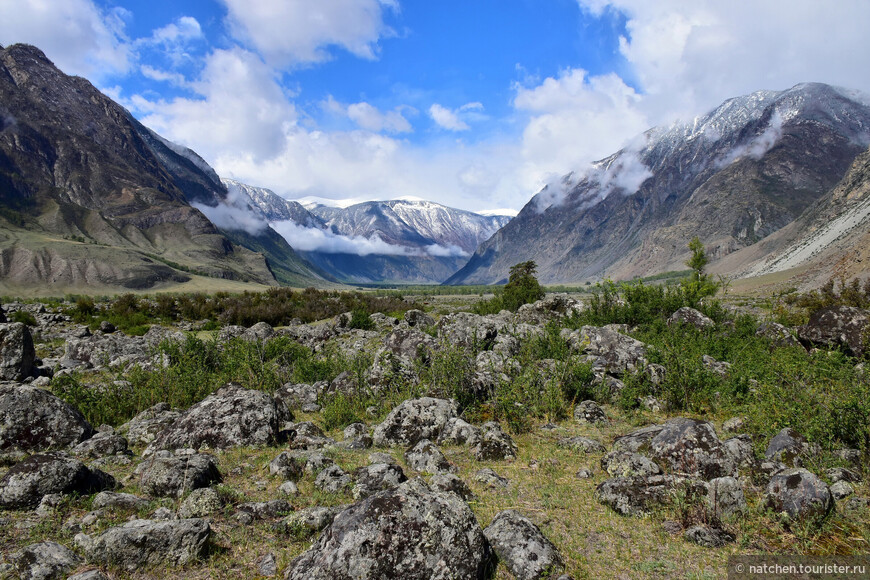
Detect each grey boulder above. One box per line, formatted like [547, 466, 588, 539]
[0, 322, 35, 380]
[0, 384, 93, 456]
[10, 541, 80, 580]
[764, 468, 834, 522]
[0, 453, 115, 509]
[136, 453, 221, 498]
[484, 510, 564, 580]
[648, 418, 735, 480]
[372, 397, 457, 447]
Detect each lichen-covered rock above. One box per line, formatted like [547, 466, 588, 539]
[276, 506, 341, 538]
[429, 473, 475, 501]
[798, 305, 869, 356]
[765, 428, 808, 467]
[557, 436, 607, 454]
[404, 439, 455, 474]
[177, 487, 223, 519]
[764, 468, 834, 522]
[372, 397, 457, 447]
[117, 402, 181, 447]
[600, 451, 662, 478]
[92, 491, 149, 511]
[648, 418, 735, 480]
[684, 525, 734, 547]
[826, 467, 862, 484]
[437, 312, 503, 351]
[707, 476, 746, 518]
[284, 479, 493, 580]
[437, 417, 483, 447]
[667, 307, 714, 330]
[72, 432, 129, 459]
[472, 423, 517, 461]
[404, 309, 435, 328]
[352, 463, 407, 499]
[573, 400, 608, 424]
[0, 322, 35, 380]
[474, 468, 509, 489]
[0, 384, 93, 457]
[77, 518, 210, 571]
[148, 383, 291, 452]
[595, 475, 706, 516]
[561, 325, 648, 376]
[236, 500, 292, 521]
[274, 382, 321, 410]
[10, 540, 80, 580]
[611, 425, 664, 453]
[722, 435, 757, 471]
[314, 464, 352, 494]
[269, 452, 305, 481]
[830, 481, 855, 500]
[484, 510, 564, 580]
[0, 453, 115, 509]
[285, 421, 334, 450]
[136, 453, 221, 498]
[756, 322, 800, 348]
[515, 294, 583, 325]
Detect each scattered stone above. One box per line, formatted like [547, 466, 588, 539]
[314, 464, 352, 494]
[765, 428, 808, 467]
[437, 417, 483, 447]
[301, 452, 334, 475]
[558, 436, 606, 454]
[573, 400, 608, 424]
[429, 473, 475, 501]
[472, 423, 517, 461]
[278, 481, 299, 497]
[352, 462, 407, 499]
[826, 467, 862, 484]
[595, 475, 706, 517]
[136, 453, 221, 498]
[701, 355, 732, 377]
[76, 518, 211, 571]
[836, 448, 862, 467]
[844, 497, 870, 512]
[575, 468, 594, 479]
[798, 305, 869, 357]
[343, 422, 367, 439]
[830, 481, 855, 500]
[684, 525, 734, 548]
[722, 435, 757, 471]
[71, 431, 129, 459]
[274, 382, 320, 410]
[756, 322, 800, 348]
[177, 488, 223, 519]
[484, 510, 565, 580]
[286, 421, 333, 450]
[10, 541, 80, 580]
[0, 322, 36, 380]
[404, 309, 435, 327]
[92, 491, 148, 512]
[367, 452, 396, 465]
[648, 417, 735, 480]
[117, 402, 181, 447]
[601, 451, 662, 478]
[668, 307, 714, 330]
[276, 507, 340, 538]
[372, 397, 457, 447]
[404, 439, 455, 474]
[764, 468, 834, 522]
[707, 476, 746, 518]
[151, 507, 175, 521]
[284, 479, 493, 580]
[99, 320, 115, 333]
[67, 571, 109, 580]
[0, 384, 93, 457]
[257, 552, 278, 577]
[236, 500, 292, 521]
[474, 468, 509, 489]
[269, 452, 305, 481]
[148, 383, 291, 452]
[0, 453, 115, 509]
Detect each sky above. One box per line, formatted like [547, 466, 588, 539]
[1, 0, 869, 213]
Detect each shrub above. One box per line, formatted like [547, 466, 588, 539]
[348, 308, 374, 330]
[473, 261, 545, 314]
[10, 310, 37, 326]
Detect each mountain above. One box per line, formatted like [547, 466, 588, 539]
[0, 43, 326, 291]
[229, 182, 511, 283]
[447, 83, 870, 285]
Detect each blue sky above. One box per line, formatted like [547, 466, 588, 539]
[1, 1, 869, 213]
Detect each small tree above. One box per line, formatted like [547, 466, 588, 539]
[686, 237, 709, 282]
[502, 261, 545, 311]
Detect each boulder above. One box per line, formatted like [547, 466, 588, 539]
[92, 491, 149, 511]
[684, 525, 734, 547]
[595, 475, 706, 517]
[274, 382, 320, 410]
[472, 423, 517, 461]
[372, 397, 457, 447]
[0, 322, 35, 380]
[515, 294, 583, 325]
[612, 425, 664, 453]
[484, 510, 564, 580]
[177, 487, 224, 519]
[601, 451, 662, 478]
[764, 468, 834, 522]
[437, 417, 483, 447]
[429, 473, 475, 501]
[648, 418, 735, 480]
[277, 506, 341, 538]
[798, 305, 869, 356]
[765, 428, 808, 467]
[0, 453, 115, 509]
[136, 453, 221, 498]
[707, 476, 746, 518]
[314, 464, 352, 494]
[352, 462, 407, 499]
[830, 481, 855, 500]
[474, 468, 510, 489]
[437, 312, 503, 351]
[71, 432, 129, 459]
[573, 400, 608, 424]
[404, 309, 435, 328]
[667, 307, 714, 330]
[283, 479, 493, 580]
[117, 402, 181, 447]
[0, 384, 93, 456]
[269, 452, 305, 481]
[404, 439, 455, 474]
[722, 435, 757, 471]
[236, 500, 292, 521]
[557, 436, 606, 454]
[826, 467, 862, 484]
[563, 326, 648, 376]
[10, 541, 80, 580]
[76, 518, 210, 571]
[148, 383, 291, 452]
[756, 322, 800, 348]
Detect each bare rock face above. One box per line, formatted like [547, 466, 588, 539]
[372, 397, 457, 447]
[136, 453, 221, 498]
[76, 518, 211, 571]
[10, 540, 80, 580]
[798, 305, 869, 356]
[283, 479, 493, 580]
[0, 322, 35, 380]
[764, 468, 834, 522]
[0, 385, 93, 457]
[648, 418, 736, 480]
[0, 453, 115, 509]
[148, 383, 291, 452]
[484, 510, 564, 580]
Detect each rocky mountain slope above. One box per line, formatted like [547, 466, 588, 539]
[227, 181, 511, 283]
[0, 43, 326, 291]
[448, 83, 870, 285]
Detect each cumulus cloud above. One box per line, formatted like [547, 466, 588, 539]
[323, 96, 414, 133]
[429, 103, 476, 131]
[192, 186, 268, 236]
[221, 0, 397, 67]
[0, 0, 131, 79]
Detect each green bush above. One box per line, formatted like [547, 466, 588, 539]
[10, 310, 37, 326]
[348, 308, 374, 330]
[473, 261, 545, 314]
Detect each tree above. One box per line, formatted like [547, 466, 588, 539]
[686, 237, 709, 282]
[682, 237, 719, 303]
[502, 261, 545, 311]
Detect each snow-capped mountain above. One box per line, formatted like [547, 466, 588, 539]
[448, 83, 870, 285]
[226, 182, 512, 283]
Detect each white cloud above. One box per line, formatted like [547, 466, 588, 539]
[429, 103, 472, 131]
[0, 0, 131, 79]
[192, 185, 268, 236]
[718, 110, 784, 167]
[221, 0, 396, 67]
[323, 96, 414, 133]
[150, 16, 203, 44]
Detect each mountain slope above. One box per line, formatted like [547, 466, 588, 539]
[0, 43, 325, 290]
[448, 83, 870, 285]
